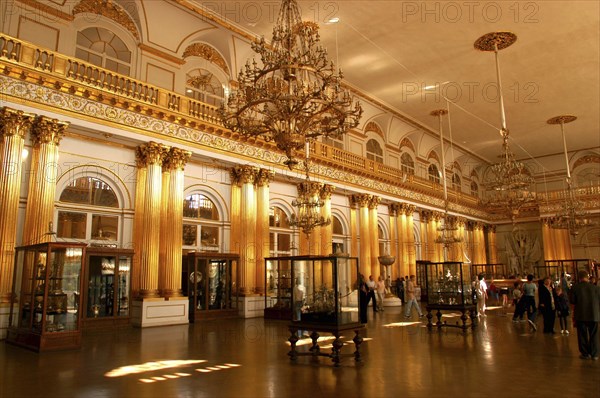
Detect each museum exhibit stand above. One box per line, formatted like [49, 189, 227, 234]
[422, 261, 477, 332]
[81, 247, 134, 329]
[538, 259, 598, 284]
[264, 256, 293, 320]
[183, 252, 239, 321]
[6, 242, 87, 351]
[265, 255, 364, 366]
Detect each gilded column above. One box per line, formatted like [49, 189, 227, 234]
[486, 224, 498, 264]
[161, 148, 191, 297]
[230, 168, 242, 254]
[0, 108, 34, 302]
[388, 204, 399, 280]
[320, 185, 335, 256]
[404, 205, 416, 276]
[355, 194, 371, 276]
[237, 165, 257, 295]
[158, 162, 171, 294]
[349, 197, 358, 258]
[22, 116, 68, 246]
[369, 196, 381, 277]
[137, 142, 170, 298]
[131, 150, 147, 298]
[455, 218, 467, 262]
[397, 204, 408, 277]
[255, 168, 273, 295]
[307, 182, 323, 256]
[473, 222, 486, 264]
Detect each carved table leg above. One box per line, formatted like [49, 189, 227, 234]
[288, 327, 299, 361]
[426, 309, 433, 330]
[436, 309, 443, 330]
[470, 309, 478, 330]
[353, 329, 363, 362]
[460, 310, 468, 333]
[331, 332, 343, 367]
[309, 331, 320, 354]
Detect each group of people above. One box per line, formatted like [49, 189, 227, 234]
[358, 274, 423, 324]
[509, 271, 600, 360]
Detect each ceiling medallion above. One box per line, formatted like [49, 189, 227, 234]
[477, 32, 537, 223]
[219, 0, 362, 170]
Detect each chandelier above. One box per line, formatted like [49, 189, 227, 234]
[547, 115, 594, 236]
[431, 109, 463, 249]
[476, 32, 537, 222]
[219, 0, 362, 169]
[289, 142, 331, 236]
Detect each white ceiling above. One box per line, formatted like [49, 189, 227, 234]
[208, 0, 600, 165]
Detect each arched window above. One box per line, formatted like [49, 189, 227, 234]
[57, 177, 120, 242]
[471, 181, 479, 197]
[452, 173, 461, 191]
[183, 194, 220, 251]
[366, 139, 383, 164]
[75, 27, 131, 75]
[428, 164, 440, 184]
[186, 69, 225, 107]
[332, 215, 345, 254]
[401, 153, 415, 175]
[269, 206, 292, 256]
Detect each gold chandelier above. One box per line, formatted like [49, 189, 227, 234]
[219, 0, 362, 169]
[289, 143, 330, 236]
[431, 109, 463, 250]
[547, 115, 594, 236]
[476, 32, 537, 222]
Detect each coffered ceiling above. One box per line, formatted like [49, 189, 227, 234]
[202, 0, 599, 169]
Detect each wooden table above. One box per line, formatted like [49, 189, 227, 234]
[425, 304, 478, 333]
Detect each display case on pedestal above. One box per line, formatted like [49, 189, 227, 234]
[264, 255, 364, 366]
[7, 242, 87, 351]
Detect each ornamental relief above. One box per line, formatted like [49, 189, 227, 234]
[73, 0, 140, 40]
[0, 74, 489, 219]
[182, 43, 230, 75]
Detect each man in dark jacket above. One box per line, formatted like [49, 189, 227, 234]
[572, 270, 600, 360]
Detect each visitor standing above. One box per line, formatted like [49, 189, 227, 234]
[554, 286, 570, 335]
[522, 274, 538, 332]
[376, 275, 386, 312]
[572, 270, 600, 360]
[538, 276, 556, 334]
[512, 281, 525, 322]
[358, 274, 369, 324]
[366, 275, 378, 312]
[476, 274, 488, 317]
[396, 277, 405, 304]
[404, 275, 423, 319]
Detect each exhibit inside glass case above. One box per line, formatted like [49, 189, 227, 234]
[7, 242, 87, 351]
[264, 257, 293, 319]
[82, 248, 133, 328]
[183, 252, 238, 321]
[425, 261, 474, 306]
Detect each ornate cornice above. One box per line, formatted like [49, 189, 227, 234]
[182, 43, 230, 75]
[0, 107, 35, 139]
[136, 141, 170, 166]
[163, 147, 191, 171]
[31, 116, 68, 146]
[73, 0, 140, 40]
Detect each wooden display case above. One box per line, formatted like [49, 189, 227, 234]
[183, 252, 239, 321]
[7, 242, 87, 351]
[81, 247, 133, 329]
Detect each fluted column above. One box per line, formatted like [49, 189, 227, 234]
[354, 194, 371, 276]
[160, 148, 191, 297]
[158, 163, 171, 294]
[131, 151, 147, 298]
[349, 197, 358, 258]
[320, 185, 335, 256]
[369, 196, 381, 276]
[472, 221, 486, 264]
[405, 206, 416, 275]
[22, 116, 68, 246]
[486, 224, 498, 264]
[397, 204, 408, 277]
[236, 165, 257, 295]
[137, 142, 170, 298]
[0, 108, 34, 302]
[255, 168, 272, 295]
[388, 204, 399, 280]
[230, 169, 242, 255]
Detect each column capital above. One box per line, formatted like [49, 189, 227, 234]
[420, 209, 431, 222]
[163, 147, 191, 171]
[352, 194, 371, 208]
[400, 203, 415, 216]
[31, 116, 69, 146]
[256, 168, 274, 187]
[232, 164, 258, 185]
[298, 181, 323, 196]
[388, 203, 400, 216]
[0, 107, 35, 139]
[368, 196, 381, 210]
[320, 184, 335, 200]
[136, 141, 170, 167]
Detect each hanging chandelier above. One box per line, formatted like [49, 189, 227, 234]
[219, 0, 362, 169]
[476, 32, 537, 223]
[431, 109, 463, 249]
[547, 115, 595, 236]
[289, 142, 330, 236]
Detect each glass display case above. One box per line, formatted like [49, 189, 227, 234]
[471, 263, 507, 280]
[183, 252, 238, 321]
[7, 242, 87, 351]
[264, 257, 293, 319]
[265, 255, 360, 325]
[539, 259, 597, 285]
[82, 248, 133, 328]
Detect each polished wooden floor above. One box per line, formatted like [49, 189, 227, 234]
[1, 304, 598, 398]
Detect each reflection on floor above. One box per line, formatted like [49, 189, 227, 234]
[1, 306, 598, 397]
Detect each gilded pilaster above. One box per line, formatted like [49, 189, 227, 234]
[0, 108, 34, 302]
[388, 204, 398, 280]
[369, 196, 381, 277]
[397, 204, 407, 278]
[236, 165, 257, 295]
[320, 185, 335, 256]
[404, 205, 416, 276]
[131, 151, 147, 298]
[230, 168, 242, 255]
[160, 147, 191, 297]
[354, 194, 371, 276]
[137, 142, 170, 298]
[349, 196, 358, 258]
[255, 168, 272, 295]
[158, 166, 171, 293]
[486, 224, 498, 264]
[22, 116, 68, 246]
[473, 221, 486, 264]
